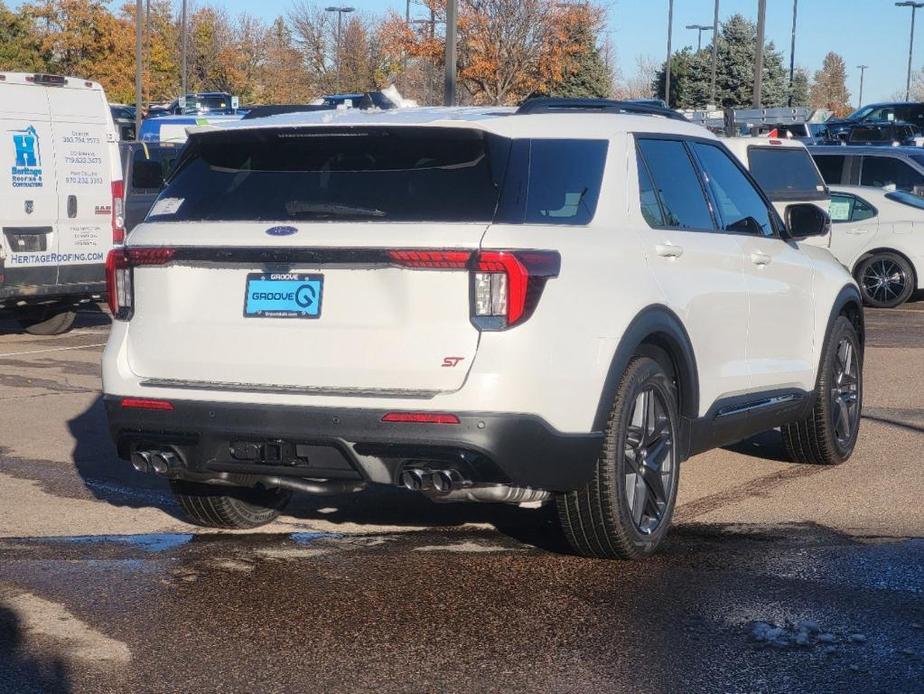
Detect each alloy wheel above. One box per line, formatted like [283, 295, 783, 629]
[830, 337, 860, 448]
[623, 387, 675, 535]
[861, 258, 907, 304]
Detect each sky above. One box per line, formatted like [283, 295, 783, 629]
[206, 0, 918, 104]
[28, 0, 918, 104]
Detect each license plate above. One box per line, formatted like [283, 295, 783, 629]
[243, 273, 323, 319]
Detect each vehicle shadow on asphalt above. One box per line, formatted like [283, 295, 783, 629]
[0, 303, 110, 336]
[723, 429, 793, 462]
[0, 606, 72, 693]
[68, 396, 186, 523]
[67, 395, 572, 551]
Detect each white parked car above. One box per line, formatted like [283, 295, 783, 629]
[827, 185, 924, 307]
[102, 99, 864, 559]
[0, 73, 123, 334]
[722, 136, 830, 220]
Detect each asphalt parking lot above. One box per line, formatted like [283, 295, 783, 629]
[0, 302, 922, 693]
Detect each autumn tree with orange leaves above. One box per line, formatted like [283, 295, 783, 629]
[384, 0, 612, 105]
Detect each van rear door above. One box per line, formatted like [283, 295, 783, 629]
[0, 79, 60, 293]
[46, 83, 114, 288]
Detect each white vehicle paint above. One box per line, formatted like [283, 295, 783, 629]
[0, 73, 122, 334]
[827, 185, 924, 307]
[101, 103, 865, 558]
[723, 136, 831, 220]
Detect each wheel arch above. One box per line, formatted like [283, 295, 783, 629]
[852, 246, 919, 289]
[817, 284, 865, 384]
[593, 305, 700, 433]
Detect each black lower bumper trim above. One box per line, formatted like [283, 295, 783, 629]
[105, 396, 602, 492]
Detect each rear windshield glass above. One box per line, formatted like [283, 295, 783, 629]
[149, 128, 608, 225]
[747, 147, 826, 201]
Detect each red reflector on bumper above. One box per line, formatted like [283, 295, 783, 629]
[382, 412, 460, 424]
[120, 398, 174, 411]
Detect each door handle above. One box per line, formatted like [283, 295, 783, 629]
[655, 243, 684, 258]
[750, 251, 772, 266]
[844, 228, 869, 235]
[67, 195, 77, 219]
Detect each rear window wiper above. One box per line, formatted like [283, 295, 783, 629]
[284, 202, 387, 218]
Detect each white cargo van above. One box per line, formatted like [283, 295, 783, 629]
[0, 73, 123, 334]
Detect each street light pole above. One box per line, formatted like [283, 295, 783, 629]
[857, 64, 869, 106]
[710, 0, 720, 106]
[444, 0, 458, 106]
[180, 0, 187, 98]
[664, 0, 673, 106]
[753, 0, 767, 108]
[685, 24, 713, 52]
[788, 0, 798, 106]
[896, 2, 924, 101]
[325, 6, 355, 94]
[134, 0, 142, 140]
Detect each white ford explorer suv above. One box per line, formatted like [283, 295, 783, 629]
[102, 99, 864, 559]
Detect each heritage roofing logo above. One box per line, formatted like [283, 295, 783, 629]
[10, 125, 43, 188]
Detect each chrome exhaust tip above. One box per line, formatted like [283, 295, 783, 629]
[399, 468, 433, 492]
[149, 451, 178, 475]
[432, 469, 464, 495]
[130, 451, 152, 474]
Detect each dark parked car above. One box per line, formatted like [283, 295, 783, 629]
[824, 102, 924, 139]
[808, 145, 924, 196]
[817, 121, 921, 146]
[110, 104, 136, 141]
[119, 141, 183, 233]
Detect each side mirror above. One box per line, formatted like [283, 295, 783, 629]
[785, 203, 830, 240]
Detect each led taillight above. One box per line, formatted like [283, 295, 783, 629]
[106, 248, 131, 319]
[387, 250, 471, 268]
[473, 251, 529, 325]
[105, 246, 175, 320]
[111, 180, 125, 244]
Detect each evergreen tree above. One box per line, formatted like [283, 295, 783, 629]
[654, 13, 787, 108]
[810, 52, 851, 116]
[789, 66, 811, 106]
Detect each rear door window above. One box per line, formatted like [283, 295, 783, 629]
[747, 147, 826, 201]
[829, 193, 877, 223]
[813, 155, 847, 185]
[635, 138, 714, 230]
[860, 156, 924, 191]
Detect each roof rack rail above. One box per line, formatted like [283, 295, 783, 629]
[515, 97, 687, 121]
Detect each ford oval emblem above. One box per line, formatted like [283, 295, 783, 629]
[265, 226, 298, 237]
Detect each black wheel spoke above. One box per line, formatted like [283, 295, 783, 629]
[622, 384, 676, 535]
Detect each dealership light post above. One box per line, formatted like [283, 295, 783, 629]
[134, 0, 142, 139]
[325, 6, 355, 93]
[788, 0, 798, 106]
[686, 23, 713, 51]
[896, 1, 924, 101]
[444, 0, 458, 105]
[753, 0, 767, 108]
[180, 0, 187, 98]
[710, 0, 719, 106]
[664, 0, 674, 106]
[857, 64, 869, 106]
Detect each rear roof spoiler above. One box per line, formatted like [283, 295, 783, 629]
[516, 97, 688, 122]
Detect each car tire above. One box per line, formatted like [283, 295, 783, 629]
[169, 480, 292, 529]
[782, 316, 862, 466]
[18, 307, 77, 335]
[856, 252, 915, 308]
[557, 356, 680, 560]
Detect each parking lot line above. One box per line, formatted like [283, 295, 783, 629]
[0, 343, 107, 358]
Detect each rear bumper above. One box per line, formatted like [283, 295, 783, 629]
[0, 264, 105, 303]
[104, 396, 603, 492]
